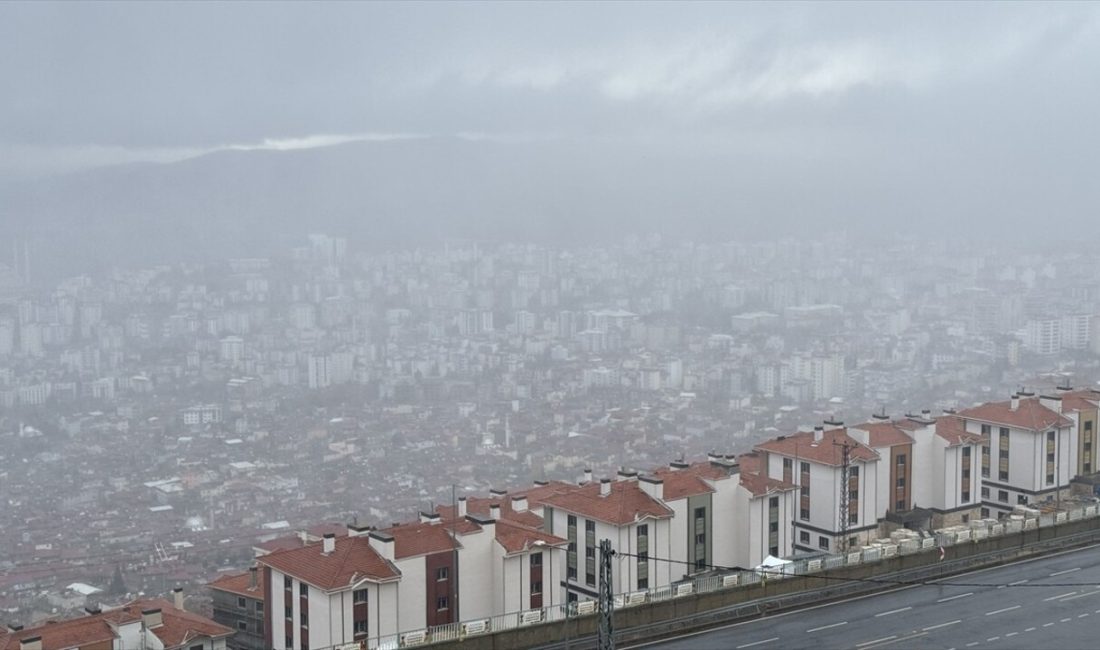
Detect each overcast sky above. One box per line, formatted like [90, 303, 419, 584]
[2, 1, 1099, 180]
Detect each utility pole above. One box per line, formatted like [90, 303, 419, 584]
[834, 438, 853, 553]
[597, 539, 614, 650]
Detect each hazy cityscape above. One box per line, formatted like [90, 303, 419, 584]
[4, 2, 1100, 650]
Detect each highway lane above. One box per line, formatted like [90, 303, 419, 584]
[638, 544, 1100, 650]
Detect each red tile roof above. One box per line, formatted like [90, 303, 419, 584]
[258, 535, 399, 589]
[0, 598, 232, 650]
[1058, 390, 1100, 414]
[382, 520, 479, 559]
[849, 421, 914, 448]
[734, 452, 797, 497]
[754, 428, 878, 466]
[207, 568, 265, 600]
[934, 415, 985, 447]
[959, 396, 1074, 431]
[652, 461, 731, 500]
[538, 480, 674, 525]
[494, 520, 569, 555]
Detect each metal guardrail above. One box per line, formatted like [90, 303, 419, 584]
[331, 504, 1099, 650]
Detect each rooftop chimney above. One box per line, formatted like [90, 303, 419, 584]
[813, 426, 824, 443]
[599, 478, 611, 497]
[489, 488, 506, 499]
[141, 608, 163, 629]
[84, 605, 101, 616]
[322, 533, 336, 554]
[616, 468, 638, 482]
[368, 531, 395, 561]
[533, 480, 548, 487]
[6, 623, 23, 632]
[347, 522, 371, 537]
[639, 475, 664, 501]
[457, 496, 467, 517]
[19, 637, 41, 650]
[489, 503, 501, 520]
[921, 409, 931, 420]
[582, 469, 593, 484]
[249, 566, 258, 590]
[1056, 383, 1073, 393]
[1039, 394, 1063, 413]
[669, 459, 689, 471]
[511, 495, 528, 513]
[172, 587, 184, 610]
[1010, 394, 1020, 411]
[824, 418, 844, 427]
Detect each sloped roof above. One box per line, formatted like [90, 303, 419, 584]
[538, 480, 674, 525]
[934, 415, 985, 447]
[258, 535, 399, 589]
[207, 569, 265, 599]
[958, 396, 1074, 431]
[755, 428, 878, 466]
[850, 420, 914, 448]
[0, 598, 232, 650]
[494, 520, 569, 554]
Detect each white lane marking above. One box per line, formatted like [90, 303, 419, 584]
[938, 592, 973, 602]
[1079, 613, 1090, 618]
[1025, 627, 1036, 632]
[1005, 632, 1018, 637]
[1060, 617, 1072, 622]
[986, 605, 1021, 616]
[1043, 622, 1056, 627]
[923, 620, 961, 631]
[986, 637, 1000, 642]
[1051, 567, 1082, 576]
[855, 636, 896, 648]
[1059, 590, 1100, 602]
[806, 621, 847, 633]
[965, 643, 979, 648]
[875, 606, 912, 617]
[1043, 591, 1077, 601]
[736, 638, 779, 649]
[1009, 579, 1029, 585]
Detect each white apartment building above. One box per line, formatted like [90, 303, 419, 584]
[755, 426, 881, 554]
[539, 476, 674, 599]
[958, 394, 1077, 517]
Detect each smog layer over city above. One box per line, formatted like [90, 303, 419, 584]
[4, 3, 1100, 650]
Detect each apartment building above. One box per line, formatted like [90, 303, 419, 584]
[0, 598, 232, 650]
[539, 475, 675, 598]
[755, 426, 880, 554]
[208, 567, 265, 650]
[730, 453, 800, 568]
[958, 393, 1077, 517]
[1057, 388, 1100, 476]
[257, 529, 401, 650]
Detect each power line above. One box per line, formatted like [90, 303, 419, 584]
[611, 549, 1100, 589]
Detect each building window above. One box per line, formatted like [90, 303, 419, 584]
[436, 567, 449, 581]
[818, 536, 829, 550]
[769, 496, 779, 508]
[586, 520, 595, 533]
[981, 507, 990, 518]
[532, 581, 542, 595]
[800, 508, 810, 520]
[299, 583, 308, 597]
[849, 512, 858, 525]
[962, 446, 971, 458]
[568, 514, 576, 527]
[285, 605, 292, 621]
[981, 486, 990, 498]
[769, 522, 779, 533]
[355, 620, 368, 634]
[896, 477, 906, 488]
[354, 588, 368, 604]
[800, 530, 810, 544]
[1018, 495, 1028, 505]
[437, 596, 449, 611]
[850, 466, 859, 477]
[287, 635, 293, 648]
[998, 490, 1008, 503]
[285, 576, 293, 591]
[238, 620, 248, 631]
[300, 611, 308, 627]
[638, 578, 648, 590]
[696, 533, 707, 544]
[770, 545, 779, 556]
[531, 552, 542, 566]
[237, 596, 246, 609]
[1047, 473, 1055, 484]
[567, 566, 577, 580]
[256, 602, 264, 613]
[896, 454, 906, 466]
[895, 500, 905, 511]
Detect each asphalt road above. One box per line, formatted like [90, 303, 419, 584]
[637, 544, 1100, 650]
